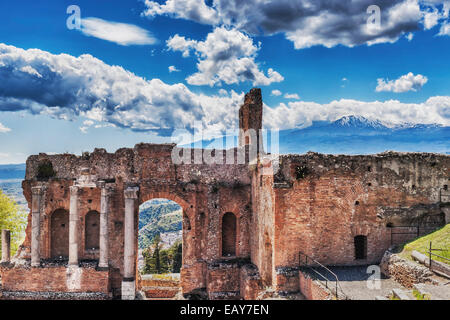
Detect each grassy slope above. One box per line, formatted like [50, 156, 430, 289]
[399, 224, 450, 264]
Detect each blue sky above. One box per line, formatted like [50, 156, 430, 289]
[0, 0, 449, 163]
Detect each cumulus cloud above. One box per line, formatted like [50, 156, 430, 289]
[0, 43, 243, 137]
[271, 89, 282, 96]
[167, 27, 283, 86]
[438, 21, 450, 34]
[264, 96, 450, 130]
[284, 93, 300, 100]
[376, 72, 428, 93]
[144, 0, 450, 49]
[0, 44, 448, 139]
[168, 65, 180, 72]
[80, 17, 157, 46]
[142, 0, 219, 25]
[0, 122, 11, 133]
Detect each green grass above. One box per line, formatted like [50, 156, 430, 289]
[412, 289, 430, 300]
[399, 224, 450, 264]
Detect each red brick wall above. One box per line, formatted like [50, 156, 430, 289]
[239, 265, 262, 300]
[1, 266, 109, 293]
[299, 271, 332, 300]
[206, 264, 240, 294]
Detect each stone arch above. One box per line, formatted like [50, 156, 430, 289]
[137, 192, 192, 277]
[85, 210, 100, 250]
[221, 212, 237, 257]
[50, 209, 69, 259]
[140, 191, 190, 216]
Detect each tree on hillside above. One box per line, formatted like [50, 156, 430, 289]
[0, 190, 27, 257]
[143, 234, 162, 274]
[168, 241, 182, 273]
[142, 235, 183, 274]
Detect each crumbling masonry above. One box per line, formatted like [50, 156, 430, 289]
[1, 88, 449, 299]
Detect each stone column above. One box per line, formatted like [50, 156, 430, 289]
[31, 186, 43, 267]
[1, 229, 10, 263]
[122, 186, 139, 300]
[98, 181, 109, 269]
[69, 185, 80, 266]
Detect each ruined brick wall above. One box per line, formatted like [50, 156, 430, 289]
[6, 87, 450, 300]
[239, 88, 262, 147]
[270, 152, 449, 286]
[1, 264, 109, 293]
[250, 161, 276, 286]
[299, 271, 333, 300]
[17, 143, 252, 295]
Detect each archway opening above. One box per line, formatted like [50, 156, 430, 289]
[138, 198, 183, 299]
[222, 212, 237, 257]
[50, 209, 69, 259]
[354, 235, 367, 260]
[85, 210, 100, 251]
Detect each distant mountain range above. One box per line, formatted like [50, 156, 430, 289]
[277, 115, 449, 155]
[190, 115, 449, 155]
[0, 163, 25, 180]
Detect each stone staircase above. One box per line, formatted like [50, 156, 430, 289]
[139, 274, 181, 300]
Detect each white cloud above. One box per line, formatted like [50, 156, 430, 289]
[284, 93, 300, 100]
[168, 65, 180, 73]
[271, 89, 282, 96]
[423, 8, 440, 29]
[79, 120, 95, 133]
[0, 44, 448, 140]
[19, 65, 42, 78]
[0, 122, 11, 133]
[167, 27, 283, 86]
[264, 96, 450, 130]
[0, 43, 244, 137]
[80, 17, 157, 46]
[438, 21, 450, 35]
[142, 0, 219, 25]
[406, 32, 414, 41]
[144, 0, 450, 49]
[376, 72, 428, 93]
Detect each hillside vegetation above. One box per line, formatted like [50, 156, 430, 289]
[138, 199, 182, 249]
[0, 189, 27, 256]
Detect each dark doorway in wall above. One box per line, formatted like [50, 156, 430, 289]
[354, 235, 367, 260]
[222, 212, 237, 257]
[50, 209, 69, 259]
[85, 210, 100, 250]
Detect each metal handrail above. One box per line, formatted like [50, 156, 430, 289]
[299, 252, 348, 300]
[428, 242, 450, 269]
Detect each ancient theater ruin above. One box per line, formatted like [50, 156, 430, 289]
[0, 88, 449, 300]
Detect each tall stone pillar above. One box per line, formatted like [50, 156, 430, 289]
[31, 186, 44, 267]
[122, 186, 139, 300]
[69, 185, 80, 266]
[98, 181, 110, 269]
[1, 229, 11, 263]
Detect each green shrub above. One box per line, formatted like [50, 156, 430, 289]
[36, 160, 56, 181]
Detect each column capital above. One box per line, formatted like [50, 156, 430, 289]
[124, 187, 139, 200]
[97, 180, 106, 189]
[70, 185, 80, 196]
[31, 185, 45, 196]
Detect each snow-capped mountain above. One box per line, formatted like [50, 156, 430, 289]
[279, 115, 449, 155]
[189, 115, 449, 155]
